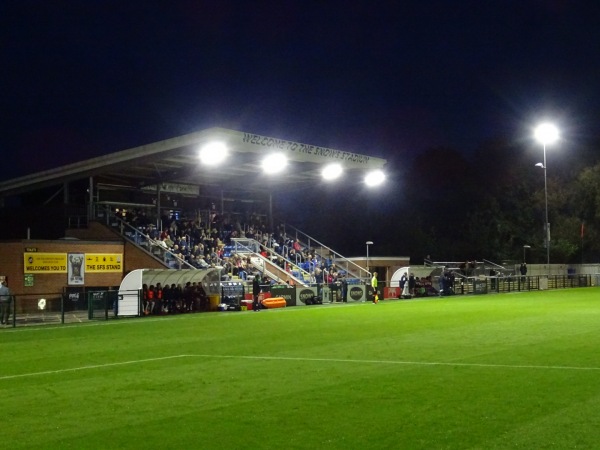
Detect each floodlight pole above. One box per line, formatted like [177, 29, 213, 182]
[523, 245, 530, 263]
[366, 241, 373, 277]
[535, 122, 558, 267]
[542, 143, 550, 266]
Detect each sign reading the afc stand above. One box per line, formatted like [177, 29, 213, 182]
[85, 254, 123, 273]
[24, 253, 68, 273]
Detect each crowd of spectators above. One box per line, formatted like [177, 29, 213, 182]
[113, 207, 346, 285]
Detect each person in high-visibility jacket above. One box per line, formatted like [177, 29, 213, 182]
[371, 272, 379, 303]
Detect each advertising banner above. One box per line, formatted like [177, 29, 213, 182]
[85, 254, 123, 273]
[348, 284, 367, 302]
[384, 286, 400, 299]
[24, 253, 68, 273]
[296, 287, 318, 305]
[270, 285, 296, 306]
[24, 252, 123, 276]
[68, 253, 85, 285]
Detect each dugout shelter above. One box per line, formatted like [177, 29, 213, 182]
[118, 268, 221, 316]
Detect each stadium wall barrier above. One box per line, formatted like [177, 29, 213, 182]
[3, 275, 598, 328]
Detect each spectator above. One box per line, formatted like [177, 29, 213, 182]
[252, 275, 261, 312]
[399, 272, 408, 293]
[520, 262, 527, 278]
[519, 263, 527, 285]
[341, 274, 348, 302]
[490, 268, 497, 290]
[0, 281, 11, 325]
[408, 273, 416, 295]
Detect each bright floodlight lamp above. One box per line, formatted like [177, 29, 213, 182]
[534, 123, 559, 146]
[534, 122, 559, 266]
[261, 153, 288, 175]
[199, 142, 228, 166]
[364, 169, 385, 187]
[321, 163, 343, 181]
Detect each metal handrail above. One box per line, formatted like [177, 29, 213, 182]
[482, 259, 508, 270]
[231, 238, 312, 280]
[282, 223, 370, 281]
[230, 238, 310, 286]
[98, 207, 195, 270]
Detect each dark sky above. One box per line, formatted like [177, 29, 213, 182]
[2, 0, 600, 180]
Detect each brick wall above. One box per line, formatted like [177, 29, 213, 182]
[0, 241, 125, 296]
[0, 237, 170, 296]
[123, 241, 167, 273]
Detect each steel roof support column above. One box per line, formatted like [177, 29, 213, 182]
[269, 193, 273, 234]
[88, 176, 94, 220]
[156, 183, 161, 230]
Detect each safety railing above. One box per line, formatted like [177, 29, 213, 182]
[282, 223, 370, 282]
[230, 238, 311, 286]
[96, 206, 195, 270]
[435, 274, 593, 295]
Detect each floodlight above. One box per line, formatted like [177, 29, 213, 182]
[321, 163, 343, 181]
[262, 153, 288, 174]
[364, 170, 385, 187]
[199, 142, 228, 165]
[534, 123, 559, 145]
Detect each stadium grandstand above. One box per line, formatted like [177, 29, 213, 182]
[0, 128, 404, 324]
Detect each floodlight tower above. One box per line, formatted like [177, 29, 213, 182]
[534, 123, 559, 266]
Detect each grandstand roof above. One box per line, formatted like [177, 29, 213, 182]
[0, 127, 387, 197]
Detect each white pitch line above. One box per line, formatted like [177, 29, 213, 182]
[0, 355, 190, 381]
[3, 353, 600, 381]
[185, 354, 600, 372]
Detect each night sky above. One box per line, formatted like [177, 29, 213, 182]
[2, 1, 600, 255]
[3, 1, 599, 176]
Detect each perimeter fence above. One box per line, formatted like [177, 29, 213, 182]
[1, 274, 598, 329]
[2, 288, 119, 328]
[449, 274, 594, 296]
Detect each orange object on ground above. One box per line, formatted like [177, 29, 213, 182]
[261, 297, 286, 309]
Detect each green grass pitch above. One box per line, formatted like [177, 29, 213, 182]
[2, 289, 600, 449]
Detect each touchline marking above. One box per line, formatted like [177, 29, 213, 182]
[4, 354, 600, 381]
[0, 355, 190, 381]
[186, 354, 600, 372]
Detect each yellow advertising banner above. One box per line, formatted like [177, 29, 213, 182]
[85, 253, 123, 272]
[24, 253, 68, 273]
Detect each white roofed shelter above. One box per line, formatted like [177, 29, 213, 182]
[0, 127, 388, 235]
[118, 268, 221, 316]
